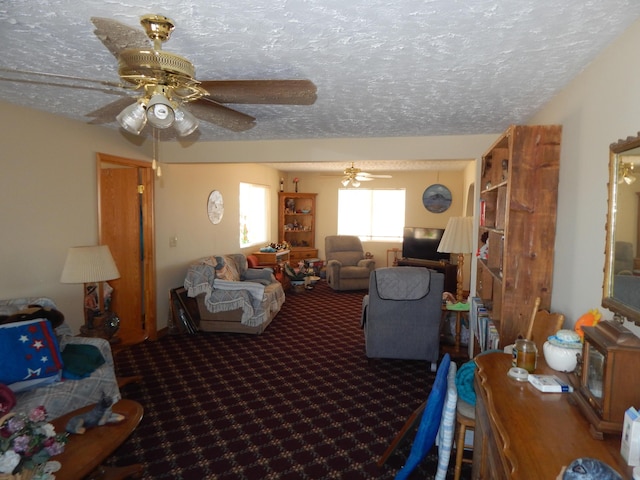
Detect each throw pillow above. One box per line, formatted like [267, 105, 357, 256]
[214, 255, 240, 281]
[0, 318, 64, 392]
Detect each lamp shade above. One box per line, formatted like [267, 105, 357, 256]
[173, 107, 199, 137]
[116, 101, 147, 135]
[146, 94, 175, 129]
[437, 217, 474, 254]
[60, 245, 120, 284]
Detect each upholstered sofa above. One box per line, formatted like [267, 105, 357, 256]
[0, 297, 121, 420]
[184, 253, 286, 334]
[325, 235, 375, 291]
[361, 267, 444, 369]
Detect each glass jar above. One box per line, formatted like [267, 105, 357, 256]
[513, 339, 538, 373]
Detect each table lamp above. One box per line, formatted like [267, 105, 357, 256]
[60, 245, 120, 333]
[437, 216, 474, 303]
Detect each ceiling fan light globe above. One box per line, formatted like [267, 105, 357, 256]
[173, 107, 199, 137]
[116, 102, 147, 135]
[352, 180, 361, 188]
[341, 178, 350, 187]
[146, 94, 175, 129]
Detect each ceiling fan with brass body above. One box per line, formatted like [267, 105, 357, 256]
[2, 14, 317, 137]
[340, 162, 392, 187]
[92, 14, 317, 136]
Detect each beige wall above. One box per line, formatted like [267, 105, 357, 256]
[530, 18, 640, 335]
[0, 103, 147, 330]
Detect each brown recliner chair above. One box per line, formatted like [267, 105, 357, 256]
[324, 235, 375, 291]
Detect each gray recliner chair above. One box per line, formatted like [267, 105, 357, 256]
[361, 267, 444, 368]
[324, 235, 375, 291]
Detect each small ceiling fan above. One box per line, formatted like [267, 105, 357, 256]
[341, 162, 392, 187]
[2, 14, 317, 138]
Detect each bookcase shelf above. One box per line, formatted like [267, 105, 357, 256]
[476, 125, 562, 348]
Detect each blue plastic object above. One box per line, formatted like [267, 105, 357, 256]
[395, 353, 451, 480]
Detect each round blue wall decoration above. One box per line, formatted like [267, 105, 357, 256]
[422, 184, 452, 213]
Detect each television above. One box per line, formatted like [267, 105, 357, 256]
[402, 227, 450, 262]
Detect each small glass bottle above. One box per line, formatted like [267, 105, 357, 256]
[513, 338, 538, 373]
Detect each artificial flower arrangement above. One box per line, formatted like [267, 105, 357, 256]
[0, 405, 67, 479]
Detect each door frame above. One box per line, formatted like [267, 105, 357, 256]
[97, 152, 157, 341]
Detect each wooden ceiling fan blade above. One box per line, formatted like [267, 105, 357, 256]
[191, 98, 256, 132]
[357, 173, 392, 179]
[91, 17, 150, 58]
[0, 67, 123, 89]
[199, 80, 317, 105]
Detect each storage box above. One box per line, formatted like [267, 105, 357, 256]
[622, 407, 640, 466]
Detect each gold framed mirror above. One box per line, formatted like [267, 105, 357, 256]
[603, 133, 640, 325]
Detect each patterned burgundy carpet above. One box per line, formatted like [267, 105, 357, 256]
[108, 280, 471, 479]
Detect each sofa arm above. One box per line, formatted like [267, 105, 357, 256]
[357, 259, 376, 270]
[361, 295, 369, 328]
[243, 268, 275, 284]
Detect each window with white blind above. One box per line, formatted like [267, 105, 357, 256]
[239, 182, 269, 247]
[337, 188, 406, 241]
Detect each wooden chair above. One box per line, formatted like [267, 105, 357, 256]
[525, 297, 565, 352]
[454, 400, 475, 480]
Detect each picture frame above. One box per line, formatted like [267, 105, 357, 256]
[169, 287, 199, 334]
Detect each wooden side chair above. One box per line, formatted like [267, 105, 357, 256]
[454, 399, 475, 480]
[453, 358, 477, 480]
[525, 297, 565, 353]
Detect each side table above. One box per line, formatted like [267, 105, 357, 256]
[445, 302, 470, 351]
[52, 399, 143, 480]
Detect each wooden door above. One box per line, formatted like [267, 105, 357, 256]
[98, 153, 156, 343]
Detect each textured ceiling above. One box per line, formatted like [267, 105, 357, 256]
[1, 0, 640, 146]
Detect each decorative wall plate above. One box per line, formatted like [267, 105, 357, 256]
[207, 190, 224, 224]
[422, 184, 452, 213]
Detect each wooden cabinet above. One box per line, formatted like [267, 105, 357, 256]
[278, 192, 318, 263]
[476, 125, 562, 347]
[251, 249, 290, 267]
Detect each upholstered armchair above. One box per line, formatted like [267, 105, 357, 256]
[324, 235, 375, 291]
[361, 267, 444, 368]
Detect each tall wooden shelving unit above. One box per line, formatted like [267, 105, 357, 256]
[476, 125, 562, 347]
[278, 192, 318, 264]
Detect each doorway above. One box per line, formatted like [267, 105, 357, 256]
[97, 153, 157, 343]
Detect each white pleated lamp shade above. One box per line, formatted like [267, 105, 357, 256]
[437, 217, 474, 254]
[60, 245, 120, 284]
